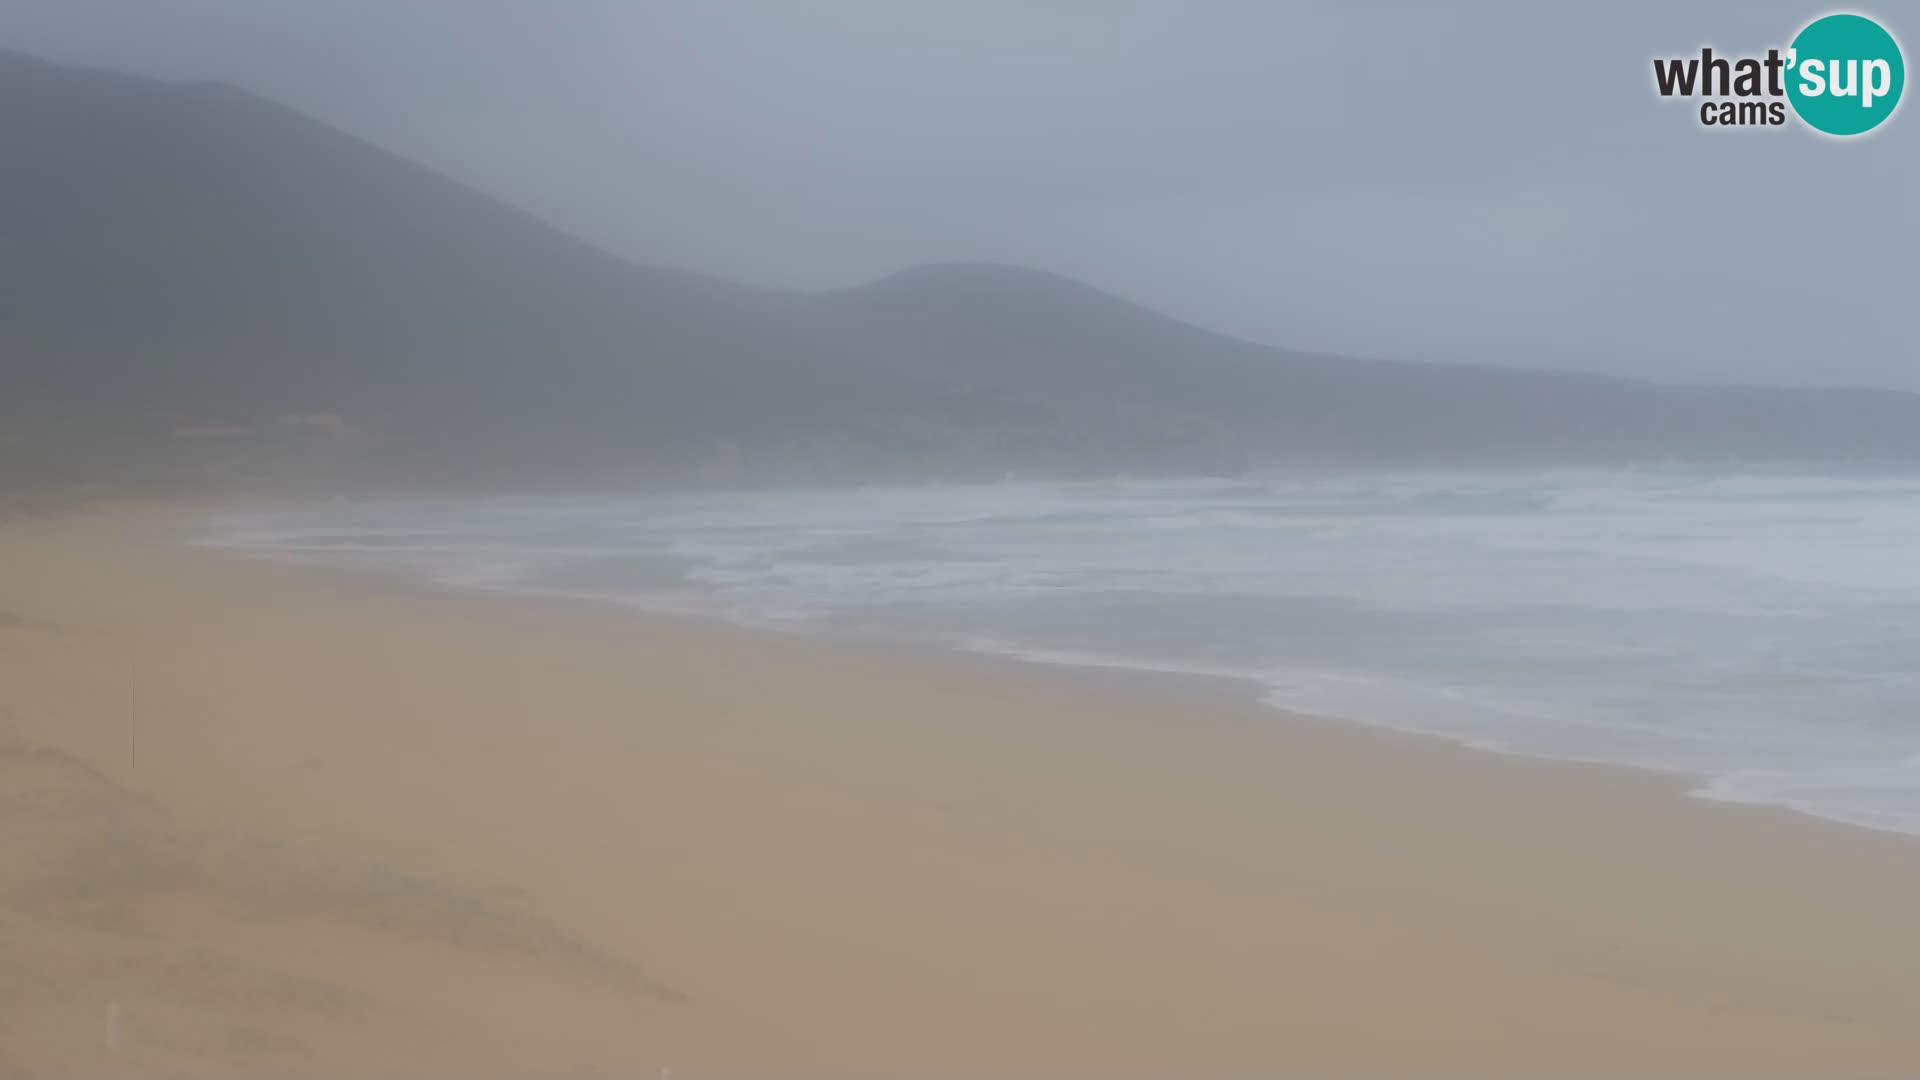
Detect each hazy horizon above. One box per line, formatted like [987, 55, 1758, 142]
[11, 9, 1920, 1075]
[9, 1, 1914, 392]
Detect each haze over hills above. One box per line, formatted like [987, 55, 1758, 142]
[4, 49, 1918, 495]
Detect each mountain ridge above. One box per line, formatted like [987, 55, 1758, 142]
[3, 50, 1918, 496]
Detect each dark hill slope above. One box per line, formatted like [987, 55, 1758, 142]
[3, 51, 1916, 493]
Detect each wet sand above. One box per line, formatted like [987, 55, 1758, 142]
[5, 506, 1920, 1078]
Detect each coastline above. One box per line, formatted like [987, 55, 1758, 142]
[207, 524, 1920, 842]
[193, 475, 1920, 841]
[6, 505, 1920, 1077]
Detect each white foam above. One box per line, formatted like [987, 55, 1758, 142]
[197, 465, 1920, 836]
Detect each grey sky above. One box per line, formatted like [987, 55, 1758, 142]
[10, 1, 1915, 390]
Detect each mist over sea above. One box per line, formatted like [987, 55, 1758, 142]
[204, 466, 1920, 834]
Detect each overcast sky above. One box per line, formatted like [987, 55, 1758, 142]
[10, 1, 1915, 390]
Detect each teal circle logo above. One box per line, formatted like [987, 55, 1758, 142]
[1786, 13, 1904, 135]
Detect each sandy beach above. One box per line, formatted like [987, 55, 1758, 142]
[6, 507, 1920, 1078]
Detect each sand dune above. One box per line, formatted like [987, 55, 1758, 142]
[6, 507, 1920, 1077]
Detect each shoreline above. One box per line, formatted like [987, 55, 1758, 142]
[8, 506, 1920, 1076]
[192, 514, 1920, 843]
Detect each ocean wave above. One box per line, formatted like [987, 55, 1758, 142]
[196, 465, 1920, 836]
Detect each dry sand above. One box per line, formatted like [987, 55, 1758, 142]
[5, 506, 1920, 1078]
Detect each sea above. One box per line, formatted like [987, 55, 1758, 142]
[198, 464, 1920, 835]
